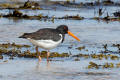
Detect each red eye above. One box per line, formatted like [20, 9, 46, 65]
[64, 26, 67, 30]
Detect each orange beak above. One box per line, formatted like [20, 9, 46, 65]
[68, 31, 80, 41]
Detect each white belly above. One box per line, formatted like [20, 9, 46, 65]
[27, 34, 62, 50]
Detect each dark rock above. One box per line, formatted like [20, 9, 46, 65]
[113, 11, 120, 17]
[13, 10, 23, 17]
[0, 55, 3, 59]
[23, 0, 40, 8]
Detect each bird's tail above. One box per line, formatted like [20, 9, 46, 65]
[19, 33, 31, 38]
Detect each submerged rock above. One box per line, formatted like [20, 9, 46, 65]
[63, 14, 84, 20]
[13, 10, 23, 17]
[74, 58, 80, 61]
[76, 46, 85, 51]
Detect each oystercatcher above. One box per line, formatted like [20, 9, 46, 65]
[19, 25, 80, 62]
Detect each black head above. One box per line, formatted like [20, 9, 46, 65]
[56, 25, 68, 34]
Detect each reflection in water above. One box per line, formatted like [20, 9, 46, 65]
[35, 60, 50, 71]
[35, 61, 41, 70]
[47, 60, 50, 69]
[8, 18, 25, 23]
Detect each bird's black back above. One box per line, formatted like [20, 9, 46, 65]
[19, 28, 64, 42]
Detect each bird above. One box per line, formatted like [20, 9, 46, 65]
[19, 25, 80, 62]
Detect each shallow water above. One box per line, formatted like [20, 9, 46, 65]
[0, 59, 120, 80]
[0, 1, 120, 80]
[0, 17, 120, 44]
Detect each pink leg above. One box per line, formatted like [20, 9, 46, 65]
[47, 50, 50, 62]
[36, 46, 41, 62]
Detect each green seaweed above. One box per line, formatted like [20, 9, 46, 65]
[88, 62, 99, 69]
[103, 63, 114, 68]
